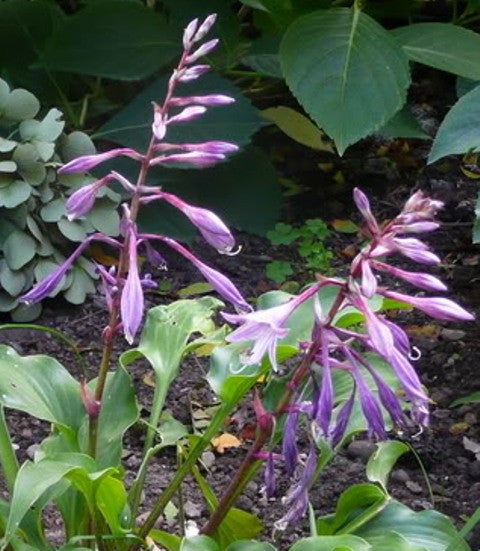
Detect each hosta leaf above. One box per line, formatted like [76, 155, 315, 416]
[4, 230, 36, 270]
[42, 1, 178, 80]
[280, 7, 410, 154]
[428, 84, 480, 163]
[393, 23, 480, 80]
[0, 180, 31, 208]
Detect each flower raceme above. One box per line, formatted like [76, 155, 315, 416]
[225, 188, 473, 525]
[20, 13, 248, 345]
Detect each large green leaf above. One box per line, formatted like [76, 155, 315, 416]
[0, 345, 84, 433]
[94, 73, 262, 151]
[95, 364, 139, 469]
[42, 1, 178, 80]
[354, 501, 470, 551]
[378, 108, 430, 140]
[4, 453, 114, 543]
[392, 23, 480, 80]
[226, 542, 276, 551]
[280, 7, 410, 154]
[290, 535, 372, 551]
[428, 84, 480, 163]
[181, 536, 220, 551]
[366, 441, 409, 491]
[0, 0, 65, 95]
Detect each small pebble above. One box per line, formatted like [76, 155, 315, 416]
[405, 480, 423, 494]
[184, 500, 202, 519]
[469, 461, 480, 481]
[27, 443, 40, 460]
[201, 451, 215, 469]
[441, 328, 466, 341]
[391, 469, 410, 483]
[347, 440, 376, 462]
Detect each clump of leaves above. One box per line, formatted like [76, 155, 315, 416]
[266, 218, 333, 283]
[0, 78, 120, 320]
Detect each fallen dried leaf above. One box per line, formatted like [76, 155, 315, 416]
[211, 432, 242, 453]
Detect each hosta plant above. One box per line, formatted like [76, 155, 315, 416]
[0, 14, 474, 551]
[0, 80, 119, 320]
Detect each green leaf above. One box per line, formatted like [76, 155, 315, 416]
[95, 476, 128, 535]
[0, 180, 31, 208]
[0, 1, 65, 96]
[4, 230, 36, 270]
[4, 453, 108, 542]
[42, 1, 178, 80]
[226, 543, 277, 551]
[243, 35, 283, 78]
[280, 7, 410, 154]
[378, 108, 430, 140]
[0, 261, 26, 296]
[150, 530, 182, 551]
[266, 260, 294, 284]
[392, 23, 480, 80]
[0, 345, 84, 432]
[95, 73, 262, 151]
[87, 198, 120, 236]
[290, 535, 372, 551]
[355, 501, 470, 551]
[366, 441, 409, 491]
[316, 483, 388, 536]
[95, 364, 139, 469]
[63, 267, 96, 305]
[263, 106, 335, 152]
[428, 84, 480, 163]
[450, 390, 480, 407]
[20, 108, 65, 143]
[57, 218, 88, 242]
[456, 77, 479, 98]
[180, 536, 220, 551]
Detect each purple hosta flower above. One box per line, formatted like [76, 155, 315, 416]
[109, 171, 137, 193]
[351, 368, 386, 440]
[349, 292, 393, 359]
[58, 149, 143, 174]
[121, 228, 144, 344]
[282, 411, 300, 476]
[168, 106, 207, 124]
[66, 175, 112, 220]
[193, 14, 217, 43]
[154, 141, 238, 155]
[183, 17, 200, 49]
[372, 261, 447, 292]
[265, 452, 276, 498]
[152, 103, 167, 140]
[151, 192, 236, 254]
[178, 65, 211, 82]
[331, 390, 355, 447]
[150, 151, 225, 168]
[393, 221, 440, 234]
[96, 264, 117, 313]
[391, 237, 441, 265]
[382, 319, 411, 357]
[145, 235, 250, 312]
[21, 234, 120, 304]
[402, 190, 444, 220]
[353, 188, 379, 235]
[315, 329, 333, 437]
[144, 242, 167, 270]
[360, 259, 377, 298]
[169, 94, 235, 107]
[279, 447, 317, 527]
[223, 283, 322, 370]
[186, 38, 219, 64]
[381, 290, 474, 322]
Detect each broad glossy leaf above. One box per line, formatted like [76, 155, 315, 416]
[0, 345, 83, 433]
[428, 84, 480, 163]
[43, 1, 178, 80]
[456, 77, 479, 98]
[280, 8, 410, 154]
[95, 364, 139, 469]
[393, 23, 480, 80]
[5, 453, 98, 541]
[226, 543, 277, 551]
[181, 536, 220, 551]
[355, 501, 469, 551]
[94, 73, 262, 151]
[366, 441, 409, 491]
[378, 108, 429, 140]
[290, 535, 371, 551]
[150, 530, 181, 551]
[95, 476, 128, 535]
[316, 483, 387, 536]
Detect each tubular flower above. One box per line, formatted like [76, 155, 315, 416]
[120, 227, 144, 344]
[66, 176, 112, 220]
[223, 283, 322, 371]
[58, 148, 143, 174]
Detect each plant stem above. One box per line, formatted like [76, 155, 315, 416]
[0, 407, 18, 493]
[137, 403, 233, 540]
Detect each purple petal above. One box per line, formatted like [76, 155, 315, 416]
[193, 14, 217, 42]
[168, 106, 207, 124]
[58, 149, 142, 174]
[169, 94, 235, 107]
[186, 39, 219, 64]
[121, 231, 144, 344]
[282, 411, 299, 476]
